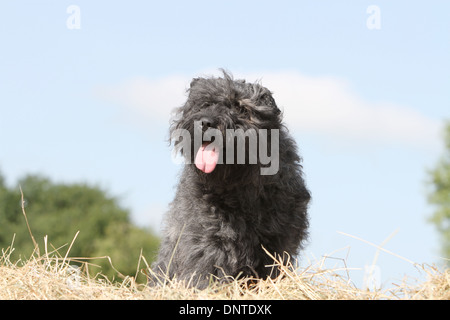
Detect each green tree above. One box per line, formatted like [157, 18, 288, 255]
[0, 173, 160, 282]
[428, 121, 450, 264]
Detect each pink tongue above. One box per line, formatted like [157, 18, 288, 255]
[195, 143, 219, 173]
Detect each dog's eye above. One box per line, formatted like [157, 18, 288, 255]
[238, 107, 249, 116]
[231, 103, 246, 116]
[235, 103, 250, 116]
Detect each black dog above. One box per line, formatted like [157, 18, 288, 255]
[151, 71, 311, 288]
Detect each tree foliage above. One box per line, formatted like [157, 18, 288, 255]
[428, 122, 450, 263]
[0, 173, 160, 282]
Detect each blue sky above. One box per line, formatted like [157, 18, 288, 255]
[1, 1, 449, 288]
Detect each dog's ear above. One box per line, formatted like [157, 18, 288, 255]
[261, 91, 281, 116]
[190, 78, 200, 88]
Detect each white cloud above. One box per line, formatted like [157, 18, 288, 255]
[245, 71, 441, 148]
[94, 75, 189, 126]
[94, 71, 441, 149]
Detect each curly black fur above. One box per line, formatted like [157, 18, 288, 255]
[151, 71, 311, 288]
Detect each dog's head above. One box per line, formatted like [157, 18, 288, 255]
[170, 70, 282, 179]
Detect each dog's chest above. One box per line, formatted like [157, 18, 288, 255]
[198, 189, 266, 241]
[202, 187, 261, 217]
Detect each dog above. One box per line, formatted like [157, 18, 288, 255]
[151, 71, 311, 288]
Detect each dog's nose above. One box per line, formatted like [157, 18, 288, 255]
[198, 117, 215, 129]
